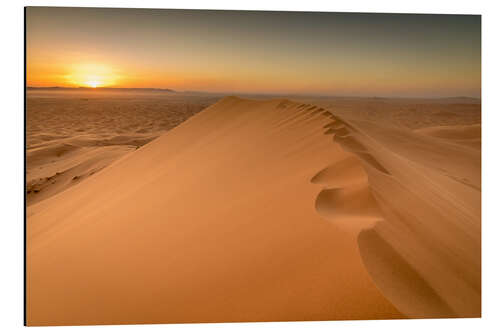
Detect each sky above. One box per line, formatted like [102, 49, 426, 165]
[26, 7, 481, 97]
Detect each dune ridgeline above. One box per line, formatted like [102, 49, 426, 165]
[27, 96, 481, 325]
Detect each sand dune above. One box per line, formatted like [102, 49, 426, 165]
[329, 115, 481, 318]
[27, 143, 136, 206]
[26, 97, 480, 325]
[298, 97, 481, 130]
[415, 124, 481, 150]
[26, 92, 218, 205]
[27, 97, 402, 325]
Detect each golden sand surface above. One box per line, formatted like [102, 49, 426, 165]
[26, 93, 480, 325]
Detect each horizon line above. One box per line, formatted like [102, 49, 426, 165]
[26, 86, 481, 100]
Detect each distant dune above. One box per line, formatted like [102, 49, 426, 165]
[26, 96, 480, 325]
[415, 124, 481, 150]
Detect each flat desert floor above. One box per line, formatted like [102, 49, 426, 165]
[26, 90, 481, 325]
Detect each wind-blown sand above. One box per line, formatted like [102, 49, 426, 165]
[26, 96, 481, 325]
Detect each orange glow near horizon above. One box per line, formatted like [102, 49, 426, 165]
[63, 64, 118, 88]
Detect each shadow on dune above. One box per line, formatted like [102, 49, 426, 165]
[311, 107, 480, 318]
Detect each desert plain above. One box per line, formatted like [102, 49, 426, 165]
[26, 89, 481, 325]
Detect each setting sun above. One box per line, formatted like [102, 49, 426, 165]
[65, 63, 118, 88]
[84, 79, 101, 88]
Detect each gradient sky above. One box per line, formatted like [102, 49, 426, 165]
[26, 7, 481, 97]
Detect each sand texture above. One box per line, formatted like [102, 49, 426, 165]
[26, 92, 218, 205]
[26, 96, 481, 325]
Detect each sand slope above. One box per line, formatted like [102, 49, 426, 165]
[26, 142, 136, 206]
[27, 97, 480, 325]
[27, 97, 401, 325]
[326, 115, 481, 318]
[26, 93, 218, 205]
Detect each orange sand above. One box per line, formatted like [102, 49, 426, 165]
[26, 96, 481, 325]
